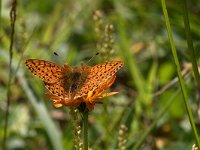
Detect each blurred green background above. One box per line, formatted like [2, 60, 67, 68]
[1, 0, 200, 149]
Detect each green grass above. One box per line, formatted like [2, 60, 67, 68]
[1, 0, 199, 149]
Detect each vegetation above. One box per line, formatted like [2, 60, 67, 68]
[1, 0, 200, 149]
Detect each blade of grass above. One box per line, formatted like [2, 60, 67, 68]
[182, 0, 200, 86]
[0, 50, 64, 150]
[127, 90, 181, 149]
[41, 0, 98, 51]
[18, 72, 64, 150]
[146, 61, 158, 105]
[116, 16, 146, 103]
[161, 0, 200, 147]
[3, 1, 16, 149]
[11, 27, 36, 84]
[0, 0, 1, 35]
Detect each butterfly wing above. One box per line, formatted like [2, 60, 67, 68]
[25, 59, 66, 83]
[44, 81, 66, 97]
[75, 61, 123, 98]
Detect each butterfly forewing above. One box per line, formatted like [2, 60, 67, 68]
[25, 59, 66, 83]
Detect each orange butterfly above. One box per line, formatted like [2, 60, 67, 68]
[25, 59, 123, 110]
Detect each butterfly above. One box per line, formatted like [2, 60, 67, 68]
[25, 59, 123, 101]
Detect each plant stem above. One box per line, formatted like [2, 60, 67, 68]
[3, 1, 17, 149]
[182, 0, 200, 87]
[161, 0, 200, 148]
[83, 109, 89, 150]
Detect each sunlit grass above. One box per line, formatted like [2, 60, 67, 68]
[1, 0, 199, 149]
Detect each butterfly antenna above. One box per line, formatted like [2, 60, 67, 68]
[86, 52, 100, 65]
[53, 51, 66, 65]
[54, 52, 59, 56]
